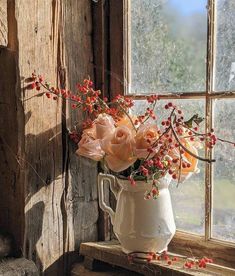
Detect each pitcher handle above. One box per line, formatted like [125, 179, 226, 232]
[98, 173, 119, 225]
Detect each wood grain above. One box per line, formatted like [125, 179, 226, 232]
[169, 232, 235, 269]
[0, 0, 7, 46]
[109, 0, 124, 97]
[80, 241, 219, 276]
[0, 1, 98, 275]
[0, 46, 24, 253]
[80, 241, 235, 276]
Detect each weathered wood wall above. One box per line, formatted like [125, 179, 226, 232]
[0, 0, 98, 275]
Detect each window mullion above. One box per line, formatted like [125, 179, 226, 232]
[205, 0, 215, 241]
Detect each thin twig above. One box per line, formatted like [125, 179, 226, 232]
[170, 117, 215, 163]
[178, 145, 182, 187]
[179, 122, 235, 146]
[110, 101, 137, 132]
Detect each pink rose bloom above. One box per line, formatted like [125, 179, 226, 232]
[94, 113, 115, 139]
[135, 124, 159, 159]
[76, 133, 104, 161]
[101, 126, 136, 172]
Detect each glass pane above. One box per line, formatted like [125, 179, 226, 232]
[213, 1, 235, 91]
[212, 99, 235, 242]
[132, 99, 205, 234]
[130, 0, 207, 94]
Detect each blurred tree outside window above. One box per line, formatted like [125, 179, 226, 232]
[129, 0, 235, 243]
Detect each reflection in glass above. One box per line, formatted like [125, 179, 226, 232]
[213, 1, 235, 91]
[130, 0, 207, 94]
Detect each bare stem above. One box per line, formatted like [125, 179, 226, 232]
[40, 83, 80, 104]
[139, 100, 158, 128]
[178, 145, 182, 187]
[110, 101, 137, 132]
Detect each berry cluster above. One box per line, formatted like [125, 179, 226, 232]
[28, 73, 136, 126]
[127, 250, 213, 270]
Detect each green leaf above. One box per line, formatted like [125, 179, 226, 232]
[184, 114, 204, 128]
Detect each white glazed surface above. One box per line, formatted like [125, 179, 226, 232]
[98, 174, 176, 254]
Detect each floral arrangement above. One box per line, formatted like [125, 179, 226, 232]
[29, 73, 234, 198]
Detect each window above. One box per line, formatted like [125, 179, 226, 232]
[93, 0, 235, 268]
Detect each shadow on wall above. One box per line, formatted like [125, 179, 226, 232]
[0, 46, 98, 276]
[23, 116, 98, 275]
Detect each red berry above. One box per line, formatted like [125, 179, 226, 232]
[30, 82, 36, 89]
[147, 256, 152, 263]
[145, 194, 151, 200]
[45, 92, 51, 98]
[167, 260, 172, 265]
[152, 188, 159, 196]
[152, 253, 157, 260]
[168, 169, 174, 175]
[208, 258, 213, 263]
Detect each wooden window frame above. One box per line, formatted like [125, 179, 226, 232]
[92, 0, 235, 269]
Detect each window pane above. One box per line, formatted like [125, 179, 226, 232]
[212, 99, 235, 242]
[213, 1, 235, 91]
[130, 0, 207, 94]
[132, 99, 205, 234]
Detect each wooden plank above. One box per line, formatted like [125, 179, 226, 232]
[80, 241, 235, 276]
[109, 0, 124, 97]
[92, 0, 113, 242]
[169, 232, 235, 269]
[0, 0, 7, 46]
[92, 0, 106, 96]
[71, 262, 140, 276]
[60, 0, 99, 272]
[12, 1, 64, 274]
[0, 1, 98, 275]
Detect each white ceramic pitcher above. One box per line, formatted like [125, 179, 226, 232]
[98, 173, 176, 254]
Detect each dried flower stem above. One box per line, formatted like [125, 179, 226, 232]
[170, 116, 215, 163]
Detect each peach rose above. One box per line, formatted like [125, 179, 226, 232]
[181, 143, 199, 175]
[83, 114, 115, 140]
[94, 113, 115, 139]
[76, 133, 104, 161]
[101, 126, 136, 172]
[135, 124, 159, 159]
[170, 141, 199, 182]
[116, 115, 137, 132]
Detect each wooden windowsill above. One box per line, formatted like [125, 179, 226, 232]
[79, 240, 235, 276]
